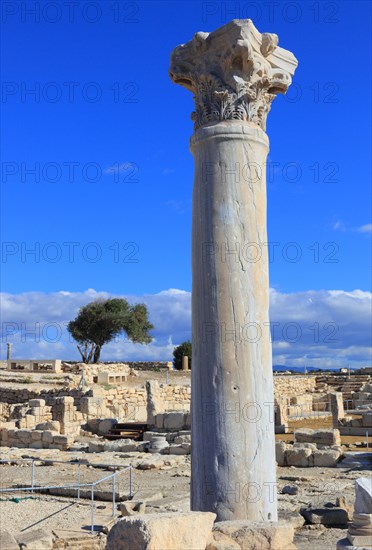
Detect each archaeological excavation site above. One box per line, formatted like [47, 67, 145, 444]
[0, 359, 371, 549]
[1, 11, 371, 550]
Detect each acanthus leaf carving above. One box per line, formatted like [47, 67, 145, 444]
[169, 19, 298, 131]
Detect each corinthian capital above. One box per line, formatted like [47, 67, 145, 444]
[169, 19, 298, 131]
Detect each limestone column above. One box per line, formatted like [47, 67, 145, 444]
[182, 355, 189, 371]
[330, 392, 345, 428]
[170, 20, 297, 522]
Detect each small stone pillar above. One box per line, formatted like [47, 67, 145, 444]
[182, 356, 189, 371]
[170, 19, 297, 522]
[330, 392, 345, 428]
[146, 380, 163, 426]
[275, 397, 289, 434]
[6, 343, 12, 360]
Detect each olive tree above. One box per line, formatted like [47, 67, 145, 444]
[67, 298, 153, 363]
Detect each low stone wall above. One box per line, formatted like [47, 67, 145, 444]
[160, 385, 191, 411]
[0, 427, 73, 450]
[273, 375, 317, 397]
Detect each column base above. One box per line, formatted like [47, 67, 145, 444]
[337, 537, 372, 550]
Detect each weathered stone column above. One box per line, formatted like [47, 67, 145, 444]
[330, 392, 345, 428]
[182, 355, 189, 371]
[170, 20, 297, 522]
[6, 343, 12, 360]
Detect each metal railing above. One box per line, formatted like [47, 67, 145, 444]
[0, 458, 133, 534]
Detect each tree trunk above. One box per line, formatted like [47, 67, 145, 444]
[93, 345, 101, 363]
[77, 344, 87, 363]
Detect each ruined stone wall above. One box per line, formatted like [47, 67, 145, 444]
[125, 362, 172, 371]
[91, 385, 191, 421]
[273, 375, 317, 397]
[0, 387, 92, 406]
[0, 427, 73, 450]
[1, 376, 318, 425]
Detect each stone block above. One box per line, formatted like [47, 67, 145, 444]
[174, 435, 191, 444]
[293, 442, 317, 451]
[300, 506, 349, 526]
[42, 430, 54, 443]
[313, 449, 342, 467]
[35, 421, 60, 432]
[155, 413, 164, 429]
[275, 441, 287, 466]
[163, 412, 186, 431]
[286, 447, 312, 467]
[212, 520, 295, 550]
[18, 429, 32, 443]
[106, 512, 216, 550]
[16, 527, 53, 549]
[104, 440, 138, 453]
[29, 441, 43, 449]
[29, 399, 46, 408]
[52, 435, 71, 449]
[168, 444, 191, 455]
[294, 428, 341, 446]
[88, 441, 105, 453]
[31, 430, 43, 441]
[0, 530, 19, 550]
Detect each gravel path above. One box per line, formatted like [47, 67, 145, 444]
[0, 496, 99, 535]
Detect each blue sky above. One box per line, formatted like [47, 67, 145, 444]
[1, 1, 371, 367]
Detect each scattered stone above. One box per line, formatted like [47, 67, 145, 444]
[281, 485, 298, 495]
[212, 520, 296, 550]
[300, 506, 349, 526]
[119, 501, 146, 516]
[106, 511, 216, 550]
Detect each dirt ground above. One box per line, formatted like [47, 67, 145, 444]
[0, 448, 369, 549]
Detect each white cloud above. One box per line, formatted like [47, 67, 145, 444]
[332, 220, 345, 231]
[1, 288, 370, 369]
[357, 224, 372, 234]
[332, 221, 372, 234]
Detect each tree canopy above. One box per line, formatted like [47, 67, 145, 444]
[173, 340, 192, 370]
[67, 298, 153, 363]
